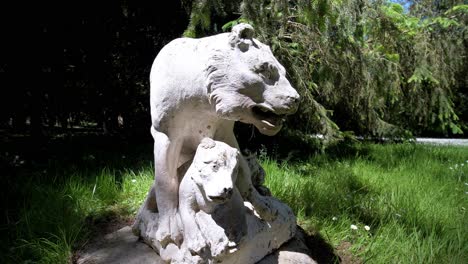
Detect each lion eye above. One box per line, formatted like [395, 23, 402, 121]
[261, 71, 272, 79]
[254, 62, 279, 81]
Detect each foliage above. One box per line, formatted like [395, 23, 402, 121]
[186, 0, 468, 139]
[182, 0, 243, 37]
[1, 0, 466, 144]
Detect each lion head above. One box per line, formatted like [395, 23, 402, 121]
[205, 23, 300, 136]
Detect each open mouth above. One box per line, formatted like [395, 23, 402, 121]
[208, 195, 228, 203]
[252, 104, 285, 128]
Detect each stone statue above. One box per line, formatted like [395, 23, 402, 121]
[178, 138, 246, 262]
[132, 23, 301, 263]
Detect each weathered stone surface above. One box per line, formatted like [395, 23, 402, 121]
[77, 226, 164, 264]
[258, 228, 317, 264]
[76, 226, 316, 264]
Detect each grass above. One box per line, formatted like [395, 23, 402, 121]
[0, 134, 155, 264]
[263, 143, 468, 263]
[4, 166, 155, 264]
[1, 139, 467, 263]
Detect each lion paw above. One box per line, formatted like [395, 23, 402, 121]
[186, 231, 209, 255]
[156, 213, 183, 247]
[251, 195, 278, 222]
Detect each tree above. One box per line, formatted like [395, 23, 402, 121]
[185, 0, 468, 139]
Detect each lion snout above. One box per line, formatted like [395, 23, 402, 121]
[204, 176, 235, 203]
[262, 78, 300, 115]
[208, 187, 233, 202]
[223, 187, 234, 198]
[278, 94, 300, 114]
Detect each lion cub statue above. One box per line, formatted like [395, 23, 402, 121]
[176, 138, 246, 263]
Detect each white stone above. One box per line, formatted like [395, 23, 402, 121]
[132, 23, 301, 263]
[77, 226, 164, 264]
[177, 138, 247, 261]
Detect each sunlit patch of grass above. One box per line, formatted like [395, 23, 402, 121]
[264, 143, 468, 263]
[120, 165, 154, 215]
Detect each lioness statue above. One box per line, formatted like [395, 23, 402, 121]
[178, 138, 246, 261]
[133, 23, 300, 249]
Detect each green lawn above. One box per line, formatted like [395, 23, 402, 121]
[264, 143, 468, 263]
[2, 142, 467, 263]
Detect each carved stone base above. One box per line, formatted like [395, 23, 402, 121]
[76, 225, 317, 264]
[133, 196, 296, 264]
[258, 227, 317, 264]
[76, 226, 164, 264]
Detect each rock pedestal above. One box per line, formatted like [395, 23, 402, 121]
[76, 226, 317, 264]
[134, 199, 296, 263]
[77, 226, 163, 264]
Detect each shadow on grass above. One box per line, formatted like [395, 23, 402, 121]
[0, 132, 153, 263]
[300, 226, 341, 264]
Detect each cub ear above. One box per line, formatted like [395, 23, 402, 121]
[229, 23, 255, 52]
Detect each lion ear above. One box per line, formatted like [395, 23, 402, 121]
[232, 23, 254, 39]
[229, 23, 255, 52]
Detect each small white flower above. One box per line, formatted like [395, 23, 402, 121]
[332, 217, 337, 221]
[464, 183, 468, 186]
[364, 225, 370, 231]
[461, 164, 464, 167]
[449, 167, 453, 170]
[350, 224, 358, 230]
[131, 179, 137, 183]
[395, 213, 402, 218]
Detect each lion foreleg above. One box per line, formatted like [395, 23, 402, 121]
[152, 129, 183, 247]
[179, 179, 209, 255]
[237, 157, 277, 221]
[219, 131, 277, 221]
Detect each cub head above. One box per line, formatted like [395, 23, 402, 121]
[206, 23, 300, 136]
[192, 138, 240, 204]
